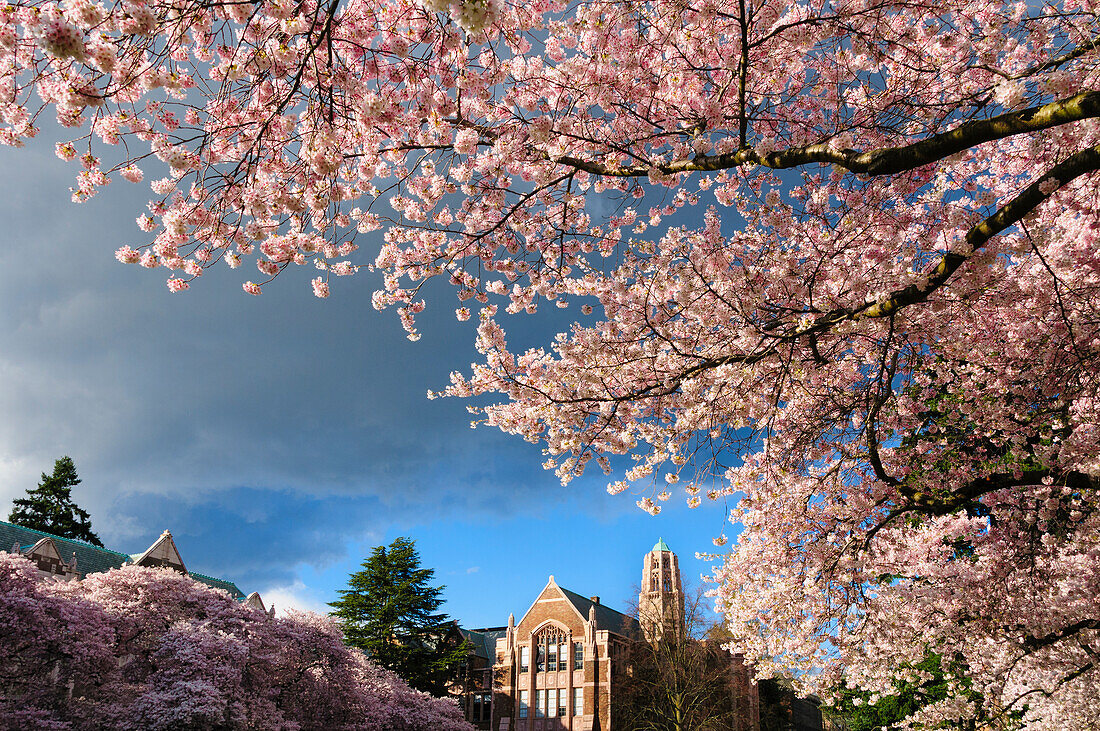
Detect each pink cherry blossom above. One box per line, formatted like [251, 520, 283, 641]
[3, 0, 1099, 726]
[34, 14, 86, 60]
[114, 245, 139, 263]
[119, 165, 143, 183]
[0, 554, 473, 730]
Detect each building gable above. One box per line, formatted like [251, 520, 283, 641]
[515, 576, 587, 637]
[245, 592, 266, 611]
[131, 530, 187, 573]
[21, 537, 76, 578]
[25, 537, 63, 563]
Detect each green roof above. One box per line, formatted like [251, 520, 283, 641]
[190, 572, 246, 600]
[460, 627, 508, 660]
[559, 587, 640, 637]
[653, 537, 671, 552]
[0, 520, 130, 576]
[1, 520, 247, 600]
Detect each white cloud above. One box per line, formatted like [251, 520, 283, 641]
[259, 580, 332, 617]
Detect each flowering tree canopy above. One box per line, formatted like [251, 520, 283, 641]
[0, 554, 473, 729]
[3, 0, 1100, 727]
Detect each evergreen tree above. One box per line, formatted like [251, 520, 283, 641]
[329, 536, 468, 696]
[8, 457, 102, 547]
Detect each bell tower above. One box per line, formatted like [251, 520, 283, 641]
[638, 538, 685, 642]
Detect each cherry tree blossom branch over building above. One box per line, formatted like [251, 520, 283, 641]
[2, 0, 1099, 727]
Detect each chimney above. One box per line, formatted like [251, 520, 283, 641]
[590, 596, 600, 604]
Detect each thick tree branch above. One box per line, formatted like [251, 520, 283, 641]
[1024, 619, 1100, 652]
[851, 144, 1100, 318]
[859, 468, 1099, 550]
[551, 91, 1100, 179]
[899, 468, 1098, 517]
[533, 144, 1100, 406]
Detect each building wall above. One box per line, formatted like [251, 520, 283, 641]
[491, 581, 626, 731]
[463, 544, 824, 731]
[459, 653, 494, 729]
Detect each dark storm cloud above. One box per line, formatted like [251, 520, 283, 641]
[0, 131, 574, 588]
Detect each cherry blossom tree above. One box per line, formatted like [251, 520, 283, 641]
[0, 552, 116, 728]
[0, 554, 473, 729]
[2, 0, 1099, 727]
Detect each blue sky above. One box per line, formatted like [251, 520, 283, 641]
[0, 126, 739, 629]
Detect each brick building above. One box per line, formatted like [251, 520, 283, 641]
[459, 539, 824, 731]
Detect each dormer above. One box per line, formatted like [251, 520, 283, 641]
[20, 537, 78, 580]
[131, 530, 187, 574]
[245, 591, 266, 612]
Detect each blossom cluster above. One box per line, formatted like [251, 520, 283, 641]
[3, 0, 1100, 726]
[0, 554, 473, 730]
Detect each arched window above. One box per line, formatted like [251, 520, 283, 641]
[534, 625, 569, 673]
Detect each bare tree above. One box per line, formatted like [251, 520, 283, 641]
[614, 585, 741, 731]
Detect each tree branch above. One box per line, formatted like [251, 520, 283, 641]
[533, 144, 1100, 406]
[1024, 618, 1100, 652]
[549, 91, 1100, 179]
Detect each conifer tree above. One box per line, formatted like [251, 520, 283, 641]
[8, 457, 102, 547]
[329, 537, 467, 696]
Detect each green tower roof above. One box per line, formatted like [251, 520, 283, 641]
[652, 537, 671, 552]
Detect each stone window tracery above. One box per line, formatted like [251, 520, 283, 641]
[534, 625, 568, 673]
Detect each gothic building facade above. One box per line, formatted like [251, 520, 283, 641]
[459, 540, 821, 731]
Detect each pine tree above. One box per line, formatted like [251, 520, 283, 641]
[8, 457, 103, 547]
[329, 537, 468, 696]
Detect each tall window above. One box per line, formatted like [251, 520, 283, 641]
[574, 687, 583, 716]
[535, 690, 545, 718]
[469, 693, 492, 722]
[557, 689, 567, 717]
[519, 646, 529, 673]
[573, 641, 584, 670]
[534, 626, 568, 674]
[547, 689, 558, 718]
[519, 690, 528, 719]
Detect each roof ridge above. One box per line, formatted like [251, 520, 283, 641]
[3, 521, 247, 599]
[189, 570, 241, 586]
[558, 586, 630, 619]
[189, 570, 225, 579]
[0, 520, 130, 558]
[558, 586, 641, 636]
